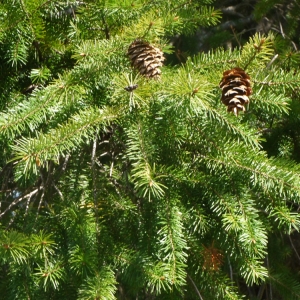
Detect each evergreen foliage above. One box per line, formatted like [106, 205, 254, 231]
[1, 0, 300, 299]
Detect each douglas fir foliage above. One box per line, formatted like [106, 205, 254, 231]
[1, 0, 300, 299]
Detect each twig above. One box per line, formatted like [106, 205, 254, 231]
[35, 189, 45, 219]
[6, 211, 17, 229]
[35, 169, 47, 221]
[257, 283, 266, 299]
[252, 79, 300, 86]
[62, 154, 70, 172]
[101, 14, 110, 39]
[187, 274, 204, 300]
[243, 33, 267, 70]
[53, 184, 64, 201]
[291, 41, 298, 51]
[25, 195, 32, 216]
[35, 162, 54, 221]
[171, 1, 194, 12]
[266, 54, 278, 69]
[279, 22, 285, 38]
[266, 255, 273, 300]
[91, 134, 99, 239]
[288, 235, 300, 265]
[0, 164, 13, 214]
[0, 188, 40, 218]
[227, 256, 233, 281]
[231, 25, 241, 47]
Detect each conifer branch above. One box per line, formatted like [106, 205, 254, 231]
[240, 33, 275, 70]
[0, 84, 81, 137]
[12, 107, 116, 174]
[1, 1, 300, 298]
[268, 273, 300, 299]
[0, 188, 39, 218]
[253, 79, 300, 86]
[199, 150, 300, 199]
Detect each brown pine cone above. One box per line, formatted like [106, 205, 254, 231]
[219, 67, 252, 116]
[127, 40, 165, 79]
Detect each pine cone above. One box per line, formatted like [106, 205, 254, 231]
[219, 67, 252, 116]
[127, 40, 165, 79]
